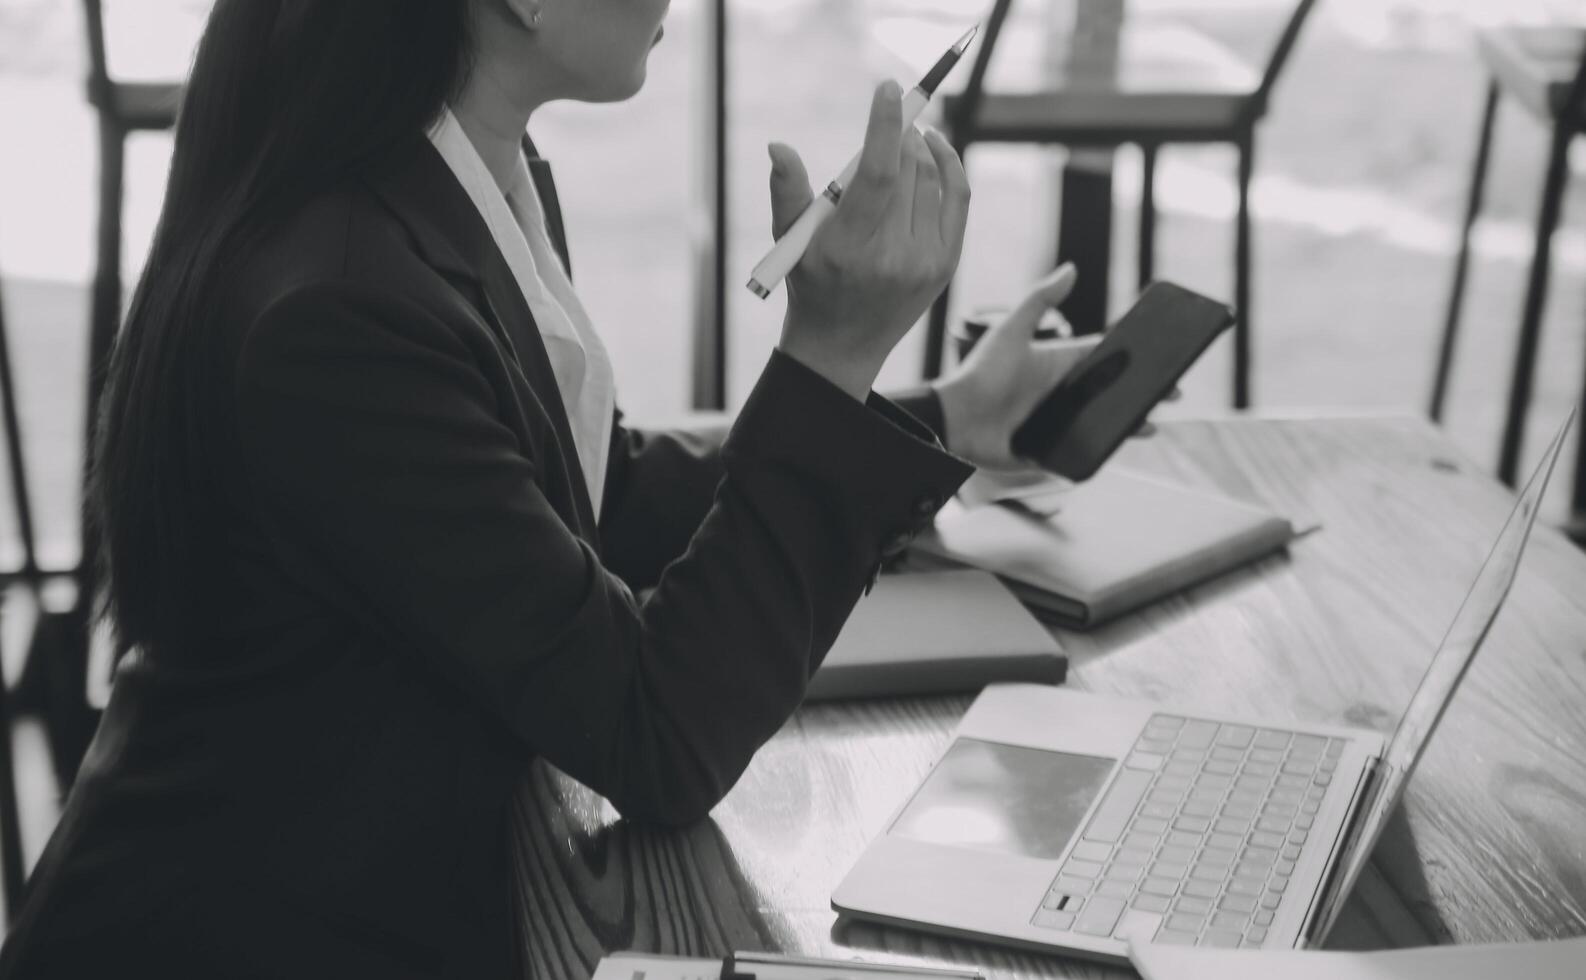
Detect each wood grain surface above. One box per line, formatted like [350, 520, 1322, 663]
[509, 416, 1586, 978]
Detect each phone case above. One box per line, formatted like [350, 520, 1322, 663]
[1011, 281, 1235, 481]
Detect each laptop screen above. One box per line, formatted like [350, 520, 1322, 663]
[1317, 411, 1573, 939]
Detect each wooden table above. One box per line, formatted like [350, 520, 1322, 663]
[509, 415, 1586, 977]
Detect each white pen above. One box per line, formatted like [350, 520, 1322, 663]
[746, 25, 979, 300]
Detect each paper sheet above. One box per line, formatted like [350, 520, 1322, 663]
[1129, 935, 1586, 980]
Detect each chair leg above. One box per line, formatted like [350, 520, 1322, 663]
[83, 121, 126, 596]
[86, 120, 124, 485]
[0, 267, 39, 581]
[1570, 317, 1586, 546]
[1055, 150, 1116, 336]
[923, 136, 969, 380]
[1497, 120, 1573, 487]
[1432, 81, 1500, 423]
[690, 0, 728, 411]
[1139, 145, 1158, 291]
[1233, 133, 1254, 410]
[923, 278, 954, 380]
[48, 120, 127, 786]
[0, 628, 25, 919]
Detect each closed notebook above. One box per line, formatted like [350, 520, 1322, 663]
[806, 569, 1066, 701]
[912, 469, 1297, 629]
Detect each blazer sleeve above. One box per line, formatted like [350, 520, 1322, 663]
[235, 281, 971, 826]
[600, 387, 951, 591]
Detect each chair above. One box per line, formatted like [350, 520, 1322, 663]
[0, 590, 30, 921]
[0, 263, 40, 592]
[81, 0, 183, 479]
[1431, 26, 1586, 544]
[923, 0, 1319, 410]
[0, 271, 37, 917]
[35, 0, 185, 784]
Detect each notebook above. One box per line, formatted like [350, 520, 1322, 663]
[911, 469, 1298, 628]
[805, 569, 1066, 701]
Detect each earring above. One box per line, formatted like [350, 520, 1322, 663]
[530, 9, 543, 26]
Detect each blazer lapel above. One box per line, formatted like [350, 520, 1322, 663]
[363, 137, 600, 539]
[522, 134, 571, 281]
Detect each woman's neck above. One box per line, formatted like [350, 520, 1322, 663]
[450, 59, 543, 195]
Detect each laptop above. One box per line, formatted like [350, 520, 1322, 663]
[833, 413, 1574, 963]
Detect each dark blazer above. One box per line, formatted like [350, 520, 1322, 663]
[0, 136, 970, 978]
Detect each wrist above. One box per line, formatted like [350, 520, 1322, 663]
[776, 335, 880, 403]
[931, 374, 972, 457]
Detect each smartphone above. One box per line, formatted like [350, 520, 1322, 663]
[1011, 281, 1235, 481]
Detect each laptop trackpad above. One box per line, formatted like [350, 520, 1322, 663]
[889, 737, 1115, 861]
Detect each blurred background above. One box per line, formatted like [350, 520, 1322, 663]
[3, 0, 1586, 542]
[4, 0, 1586, 566]
[2, 0, 1586, 899]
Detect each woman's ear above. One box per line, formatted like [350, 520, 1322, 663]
[501, 0, 544, 30]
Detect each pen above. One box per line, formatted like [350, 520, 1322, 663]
[746, 25, 979, 300]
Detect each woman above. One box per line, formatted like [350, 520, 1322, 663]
[2, 1, 1094, 976]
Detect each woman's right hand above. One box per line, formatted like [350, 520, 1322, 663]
[767, 80, 971, 400]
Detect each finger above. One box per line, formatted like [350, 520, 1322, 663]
[1014, 311, 1078, 341]
[890, 128, 926, 235]
[767, 142, 815, 240]
[894, 135, 919, 234]
[910, 127, 943, 237]
[840, 80, 904, 226]
[1002, 263, 1078, 339]
[1029, 334, 1102, 356]
[1029, 336, 1101, 389]
[923, 126, 970, 252]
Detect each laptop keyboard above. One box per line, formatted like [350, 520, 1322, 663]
[1031, 714, 1344, 948]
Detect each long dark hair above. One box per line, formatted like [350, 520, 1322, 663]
[90, 0, 474, 654]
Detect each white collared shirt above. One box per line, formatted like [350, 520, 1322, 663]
[426, 108, 616, 516]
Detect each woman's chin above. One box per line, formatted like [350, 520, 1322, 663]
[617, 66, 648, 101]
[573, 67, 648, 104]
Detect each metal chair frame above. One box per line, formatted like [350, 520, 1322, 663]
[30, 0, 184, 791]
[921, 0, 1318, 412]
[0, 271, 36, 917]
[1432, 35, 1586, 540]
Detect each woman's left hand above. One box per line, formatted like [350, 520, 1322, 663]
[932, 264, 1099, 470]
